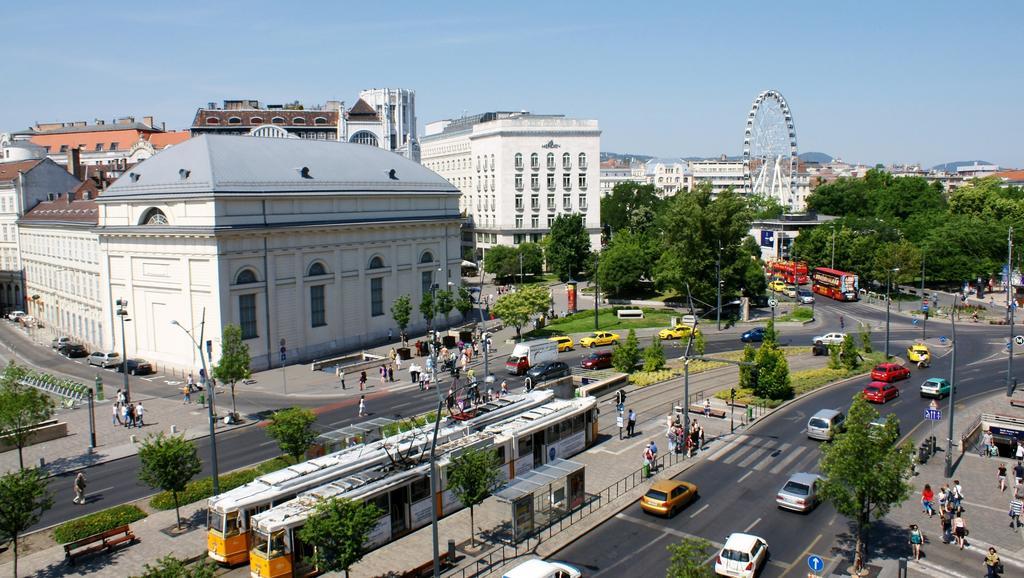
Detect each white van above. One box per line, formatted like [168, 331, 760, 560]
[505, 339, 559, 375]
[502, 558, 582, 578]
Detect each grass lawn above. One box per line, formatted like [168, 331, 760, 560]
[716, 350, 887, 406]
[628, 346, 811, 387]
[775, 306, 814, 322]
[527, 307, 682, 337]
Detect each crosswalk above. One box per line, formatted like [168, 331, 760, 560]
[706, 434, 818, 476]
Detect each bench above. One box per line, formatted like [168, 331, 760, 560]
[616, 309, 644, 319]
[401, 551, 452, 577]
[689, 404, 727, 419]
[63, 524, 136, 565]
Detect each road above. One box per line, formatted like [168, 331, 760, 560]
[553, 298, 1008, 577]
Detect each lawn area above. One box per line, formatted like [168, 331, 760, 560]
[775, 306, 814, 322]
[527, 307, 682, 337]
[716, 351, 887, 406]
[628, 346, 811, 387]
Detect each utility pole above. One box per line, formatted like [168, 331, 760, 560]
[716, 242, 722, 331]
[116, 298, 131, 403]
[428, 282, 443, 578]
[944, 295, 959, 478]
[519, 253, 524, 287]
[1008, 227, 1015, 397]
[594, 252, 600, 331]
[921, 252, 927, 340]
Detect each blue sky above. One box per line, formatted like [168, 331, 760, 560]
[4, 1, 1021, 168]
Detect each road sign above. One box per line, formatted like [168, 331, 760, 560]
[925, 408, 942, 421]
[768, 298, 778, 308]
[1015, 335, 1024, 346]
[807, 555, 824, 572]
[922, 304, 929, 312]
[939, 336, 948, 345]
[929, 399, 939, 410]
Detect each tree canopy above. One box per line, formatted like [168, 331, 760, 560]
[446, 448, 502, 546]
[545, 214, 592, 282]
[0, 362, 54, 470]
[600, 182, 665, 235]
[137, 433, 202, 529]
[297, 497, 383, 578]
[484, 244, 543, 281]
[266, 407, 318, 464]
[491, 285, 550, 339]
[0, 467, 52, 577]
[212, 324, 252, 417]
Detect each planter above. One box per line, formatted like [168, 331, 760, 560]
[397, 347, 411, 360]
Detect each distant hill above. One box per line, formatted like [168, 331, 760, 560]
[799, 152, 833, 164]
[601, 152, 653, 163]
[932, 160, 995, 172]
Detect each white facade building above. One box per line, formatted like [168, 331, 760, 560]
[96, 135, 461, 372]
[421, 112, 601, 257]
[353, 88, 420, 162]
[644, 158, 690, 196]
[689, 156, 747, 196]
[599, 159, 646, 196]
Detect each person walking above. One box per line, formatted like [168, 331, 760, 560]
[922, 484, 935, 517]
[839, 315, 845, 330]
[500, 380, 508, 397]
[1016, 440, 1024, 461]
[187, 372, 196, 392]
[627, 408, 637, 438]
[698, 424, 706, 451]
[116, 389, 125, 405]
[112, 402, 121, 426]
[982, 429, 994, 457]
[182, 383, 191, 404]
[1010, 496, 1023, 530]
[984, 547, 1001, 578]
[125, 403, 135, 428]
[909, 524, 924, 561]
[1014, 460, 1024, 492]
[998, 463, 1008, 492]
[336, 367, 346, 389]
[359, 371, 367, 392]
[121, 403, 130, 427]
[703, 398, 711, 417]
[951, 480, 964, 510]
[939, 506, 953, 544]
[387, 364, 394, 383]
[135, 401, 144, 427]
[379, 364, 387, 386]
[952, 510, 967, 550]
[358, 395, 367, 417]
[73, 472, 87, 505]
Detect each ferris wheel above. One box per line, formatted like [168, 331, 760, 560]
[743, 90, 798, 201]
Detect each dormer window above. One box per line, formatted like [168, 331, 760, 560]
[314, 117, 328, 125]
[292, 117, 306, 125]
[227, 117, 242, 125]
[272, 117, 285, 124]
[206, 117, 220, 125]
[250, 117, 264, 124]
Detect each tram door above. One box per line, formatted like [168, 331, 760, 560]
[292, 529, 316, 576]
[532, 431, 545, 468]
[390, 487, 410, 537]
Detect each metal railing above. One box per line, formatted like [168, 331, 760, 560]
[19, 375, 89, 408]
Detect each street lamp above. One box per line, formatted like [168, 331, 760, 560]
[944, 295, 959, 478]
[716, 242, 722, 331]
[115, 298, 131, 403]
[885, 268, 900, 359]
[427, 281, 447, 578]
[171, 309, 220, 496]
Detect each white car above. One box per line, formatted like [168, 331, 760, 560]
[502, 558, 582, 578]
[6, 310, 25, 321]
[812, 332, 846, 346]
[797, 289, 815, 304]
[715, 533, 769, 578]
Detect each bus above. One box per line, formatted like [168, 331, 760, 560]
[207, 390, 554, 566]
[767, 260, 809, 285]
[811, 267, 859, 301]
[248, 396, 600, 578]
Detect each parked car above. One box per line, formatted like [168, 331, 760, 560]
[19, 315, 37, 328]
[740, 327, 766, 343]
[715, 533, 769, 578]
[797, 289, 815, 304]
[807, 408, 845, 441]
[88, 351, 121, 368]
[579, 331, 620, 348]
[863, 381, 900, 404]
[118, 358, 153, 375]
[548, 335, 574, 353]
[870, 362, 910, 382]
[811, 343, 829, 356]
[812, 332, 846, 346]
[640, 479, 698, 517]
[658, 325, 699, 340]
[581, 350, 613, 370]
[776, 472, 822, 513]
[51, 336, 71, 350]
[525, 360, 570, 384]
[6, 310, 25, 322]
[60, 344, 88, 358]
[920, 377, 955, 398]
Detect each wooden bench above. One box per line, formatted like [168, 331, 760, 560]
[63, 524, 136, 566]
[401, 551, 452, 578]
[689, 404, 727, 419]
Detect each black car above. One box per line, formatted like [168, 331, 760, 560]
[59, 343, 88, 358]
[811, 343, 829, 356]
[525, 360, 571, 385]
[117, 358, 154, 375]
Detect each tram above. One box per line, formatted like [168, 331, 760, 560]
[248, 396, 599, 578]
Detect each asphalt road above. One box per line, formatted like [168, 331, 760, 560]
[552, 298, 1008, 577]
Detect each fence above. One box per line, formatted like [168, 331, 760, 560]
[19, 374, 90, 408]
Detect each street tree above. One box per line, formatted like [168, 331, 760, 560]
[390, 295, 412, 339]
[600, 182, 663, 235]
[0, 362, 54, 470]
[211, 324, 251, 417]
[596, 230, 656, 296]
[297, 497, 383, 578]
[546, 214, 591, 282]
[136, 554, 217, 578]
[0, 467, 51, 577]
[762, 318, 778, 347]
[738, 344, 756, 389]
[483, 245, 520, 281]
[643, 335, 666, 371]
[435, 289, 455, 328]
[840, 333, 860, 370]
[518, 243, 545, 278]
[420, 291, 436, 328]
[491, 285, 550, 339]
[859, 323, 873, 354]
[665, 536, 716, 578]
[455, 286, 475, 321]
[818, 395, 913, 573]
[266, 407, 318, 464]
[753, 342, 791, 400]
[137, 433, 202, 530]
[446, 447, 502, 547]
[691, 330, 706, 356]
[612, 329, 641, 373]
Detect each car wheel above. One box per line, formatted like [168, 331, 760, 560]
[815, 340, 823, 345]
[612, 341, 619, 346]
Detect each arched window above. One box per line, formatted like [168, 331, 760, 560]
[271, 116, 285, 124]
[205, 117, 220, 125]
[368, 256, 385, 270]
[235, 268, 259, 284]
[562, 152, 571, 169]
[547, 152, 555, 170]
[307, 262, 328, 277]
[351, 131, 379, 146]
[420, 251, 434, 264]
[292, 117, 306, 125]
[250, 117, 264, 125]
[314, 117, 328, 125]
[578, 152, 588, 169]
[227, 117, 242, 125]
[530, 153, 539, 170]
[515, 153, 523, 170]
[140, 208, 168, 225]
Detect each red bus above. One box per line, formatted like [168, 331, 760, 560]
[812, 267, 859, 301]
[767, 260, 810, 285]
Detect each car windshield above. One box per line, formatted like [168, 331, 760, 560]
[645, 490, 668, 501]
[809, 418, 829, 429]
[782, 481, 810, 496]
[721, 548, 750, 562]
[508, 356, 524, 363]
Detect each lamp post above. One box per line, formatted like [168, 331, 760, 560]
[921, 253, 927, 340]
[171, 309, 220, 496]
[115, 298, 131, 403]
[944, 295, 959, 478]
[716, 242, 722, 331]
[885, 268, 900, 359]
[427, 282, 444, 578]
[594, 251, 600, 331]
[1007, 227, 1015, 397]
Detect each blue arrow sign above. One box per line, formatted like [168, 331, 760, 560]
[922, 305, 929, 311]
[808, 555, 824, 572]
[925, 409, 942, 421]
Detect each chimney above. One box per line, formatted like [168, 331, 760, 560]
[68, 148, 83, 180]
[161, 122, 166, 131]
[143, 116, 154, 128]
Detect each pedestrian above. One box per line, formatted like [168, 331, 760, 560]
[379, 364, 387, 385]
[388, 328, 393, 342]
[704, 398, 711, 417]
[937, 485, 949, 512]
[1015, 460, 1024, 491]
[112, 402, 121, 426]
[387, 364, 394, 383]
[940, 507, 953, 544]
[1010, 497, 1023, 530]
[121, 403, 130, 426]
[909, 524, 924, 561]
[951, 480, 964, 509]
[982, 429, 994, 457]
[643, 444, 655, 476]
[187, 372, 196, 392]
[358, 395, 367, 417]
[125, 403, 135, 428]
[952, 510, 967, 550]
[359, 371, 367, 391]
[500, 380, 508, 397]
[394, 354, 402, 372]
[627, 409, 636, 437]
[182, 383, 191, 404]
[1016, 440, 1024, 461]
[336, 366, 346, 389]
[839, 315, 844, 329]
[73, 472, 87, 505]
[984, 547, 1001, 578]
[922, 484, 935, 517]
[135, 401, 144, 427]
[667, 426, 676, 454]
[998, 463, 1008, 492]
[116, 389, 125, 405]
[649, 440, 658, 466]
[698, 424, 706, 450]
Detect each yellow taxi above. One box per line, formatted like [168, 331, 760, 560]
[907, 343, 931, 364]
[658, 325, 700, 340]
[579, 331, 620, 348]
[768, 279, 788, 293]
[640, 479, 698, 517]
[549, 335, 574, 352]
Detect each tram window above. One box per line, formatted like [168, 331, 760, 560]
[269, 531, 286, 558]
[519, 435, 533, 458]
[572, 415, 584, 433]
[225, 511, 240, 537]
[560, 420, 572, 438]
[208, 510, 224, 531]
[495, 446, 506, 464]
[411, 478, 431, 502]
[369, 494, 389, 514]
[547, 425, 560, 443]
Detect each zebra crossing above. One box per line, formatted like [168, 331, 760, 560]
[706, 434, 819, 476]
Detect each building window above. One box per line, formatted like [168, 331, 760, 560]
[490, 175, 495, 191]
[420, 251, 434, 264]
[515, 215, 523, 229]
[421, 270, 433, 297]
[529, 174, 539, 191]
[141, 208, 169, 225]
[370, 277, 383, 317]
[562, 152, 571, 169]
[579, 193, 588, 210]
[310, 285, 326, 327]
[239, 294, 257, 339]
[579, 153, 588, 169]
[228, 117, 242, 125]
[307, 262, 327, 277]
[562, 174, 571, 190]
[490, 154, 495, 171]
[563, 195, 572, 211]
[515, 174, 523, 190]
[351, 131, 378, 146]
[547, 215, 555, 227]
[293, 117, 306, 125]
[514, 153, 523, 170]
[314, 117, 328, 125]
[547, 153, 555, 170]
[547, 194, 556, 210]
[578, 174, 588, 189]
[206, 117, 220, 125]
[547, 174, 555, 190]
[530, 153, 539, 171]
[531, 195, 540, 210]
[95, 144, 104, 152]
[272, 116, 285, 124]
[531, 216, 539, 228]
[59, 145, 68, 153]
[515, 195, 524, 210]
[250, 117, 264, 124]
[110, 142, 119, 151]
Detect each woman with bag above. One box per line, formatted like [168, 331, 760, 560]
[984, 547, 1001, 577]
[952, 510, 967, 550]
[909, 524, 924, 561]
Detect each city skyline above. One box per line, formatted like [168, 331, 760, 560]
[4, 1, 1022, 168]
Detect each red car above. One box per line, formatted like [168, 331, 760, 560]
[863, 381, 900, 403]
[870, 362, 910, 383]
[581, 350, 613, 370]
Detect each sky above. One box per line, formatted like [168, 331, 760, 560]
[3, 1, 1022, 168]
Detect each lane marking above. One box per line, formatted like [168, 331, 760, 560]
[753, 442, 790, 471]
[743, 516, 761, 532]
[91, 486, 115, 495]
[782, 533, 824, 571]
[259, 440, 277, 447]
[706, 434, 747, 462]
[769, 445, 808, 475]
[613, 512, 689, 538]
[737, 440, 776, 468]
[736, 470, 755, 484]
[911, 559, 971, 578]
[689, 503, 710, 519]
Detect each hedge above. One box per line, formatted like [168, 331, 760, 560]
[149, 456, 292, 511]
[53, 504, 147, 544]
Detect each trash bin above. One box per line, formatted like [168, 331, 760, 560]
[397, 347, 411, 360]
[442, 335, 457, 348]
[643, 462, 651, 478]
[746, 406, 753, 422]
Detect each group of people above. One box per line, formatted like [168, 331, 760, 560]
[666, 416, 705, 457]
[112, 389, 144, 428]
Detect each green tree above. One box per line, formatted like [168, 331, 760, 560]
[0, 467, 51, 577]
[211, 324, 251, 417]
[596, 230, 655, 296]
[827, 344, 842, 370]
[135, 555, 216, 578]
[859, 323, 873, 354]
[612, 329, 641, 373]
[818, 395, 913, 573]
[518, 242, 545, 277]
[436, 289, 455, 328]
[546, 214, 592, 282]
[454, 286, 475, 321]
[297, 497, 384, 578]
[643, 335, 666, 371]
[390, 295, 412, 338]
[0, 362, 54, 470]
[600, 182, 664, 235]
[738, 344, 756, 389]
[446, 448, 502, 547]
[491, 285, 550, 339]
[420, 291, 436, 328]
[266, 407, 318, 464]
[692, 331, 706, 356]
[665, 536, 716, 578]
[753, 343, 791, 400]
[840, 333, 860, 370]
[483, 245, 519, 281]
[137, 433, 202, 530]
[762, 318, 779, 347]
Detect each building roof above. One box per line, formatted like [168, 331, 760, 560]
[346, 98, 379, 121]
[28, 122, 159, 135]
[0, 159, 44, 182]
[146, 131, 190, 148]
[102, 134, 458, 199]
[994, 170, 1024, 183]
[20, 193, 99, 225]
[192, 109, 340, 128]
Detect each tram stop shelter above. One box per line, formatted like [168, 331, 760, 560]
[493, 459, 586, 543]
[307, 417, 395, 458]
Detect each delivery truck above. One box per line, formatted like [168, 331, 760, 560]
[505, 339, 559, 375]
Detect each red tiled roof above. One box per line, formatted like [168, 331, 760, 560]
[20, 194, 98, 224]
[0, 159, 44, 182]
[346, 98, 378, 121]
[994, 170, 1024, 182]
[146, 131, 191, 148]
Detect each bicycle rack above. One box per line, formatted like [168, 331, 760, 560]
[19, 375, 89, 408]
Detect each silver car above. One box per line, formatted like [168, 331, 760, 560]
[88, 351, 121, 368]
[776, 472, 822, 512]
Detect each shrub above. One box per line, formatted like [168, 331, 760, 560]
[53, 504, 147, 544]
[642, 335, 665, 371]
[611, 329, 641, 373]
[149, 456, 291, 510]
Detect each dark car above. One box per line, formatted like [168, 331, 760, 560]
[741, 327, 766, 343]
[581, 351, 613, 370]
[811, 343, 829, 356]
[59, 343, 88, 358]
[525, 360, 571, 385]
[118, 358, 154, 376]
